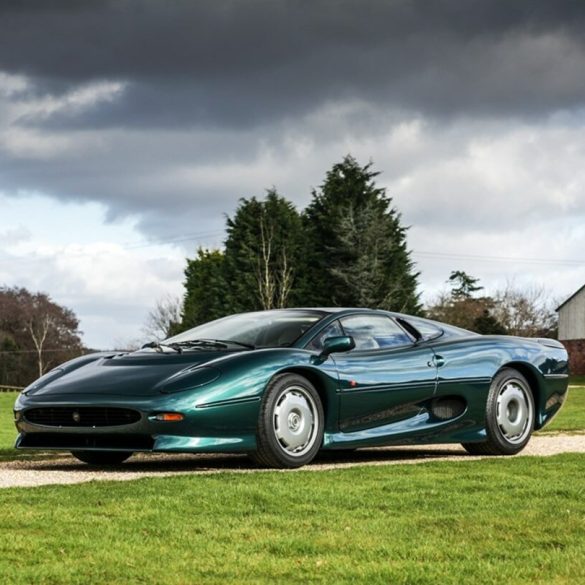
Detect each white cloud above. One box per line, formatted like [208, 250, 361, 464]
[0, 73, 125, 159]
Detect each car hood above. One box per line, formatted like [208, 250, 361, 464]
[25, 351, 232, 397]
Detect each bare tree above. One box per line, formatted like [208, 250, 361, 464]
[143, 294, 183, 340]
[256, 212, 295, 310]
[426, 278, 558, 337]
[276, 247, 294, 309]
[0, 286, 84, 385]
[257, 214, 276, 309]
[27, 313, 54, 377]
[492, 282, 557, 337]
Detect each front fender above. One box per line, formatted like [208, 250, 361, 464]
[187, 349, 341, 431]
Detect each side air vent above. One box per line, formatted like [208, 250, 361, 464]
[430, 397, 466, 421]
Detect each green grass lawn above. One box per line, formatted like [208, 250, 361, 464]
[0, 392, 18, 460]
[0, 455, 584, 584]
[541, 385, 585, 433]
[0, 393, 58, 462]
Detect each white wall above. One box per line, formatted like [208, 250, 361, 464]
[559, 287, 585, 340]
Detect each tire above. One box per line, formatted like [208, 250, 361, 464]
[251, 373, 324, 469]
[71, 450, 133, 465]
[462, 368, 535, 456]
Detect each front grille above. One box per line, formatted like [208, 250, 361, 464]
[19, 433, 154, 450]
[24, 407, 141, 427]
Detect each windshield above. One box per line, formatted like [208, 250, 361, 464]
[164, 310, 325, 349]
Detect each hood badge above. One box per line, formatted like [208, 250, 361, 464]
[72, 411, 81, 423]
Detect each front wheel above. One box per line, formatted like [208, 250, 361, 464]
[71, 450, 133, 465]
[462, 368, 535, 456]
[251, 373, 324, 469]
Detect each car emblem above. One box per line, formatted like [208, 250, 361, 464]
[72, 411, 81, 423]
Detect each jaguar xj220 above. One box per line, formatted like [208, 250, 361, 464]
[14, 308, 568, 468]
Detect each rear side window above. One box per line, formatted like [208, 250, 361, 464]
[340, 315, 412, 350]
[403, 318, 443, 342]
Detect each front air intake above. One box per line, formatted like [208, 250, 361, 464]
[19, 433, 154, 450]
[24, 407, 141, 428]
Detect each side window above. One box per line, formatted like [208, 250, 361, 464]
[305, 320, 344, 351]
[402, 318, 443, 342]
[340, 315, 412, 350]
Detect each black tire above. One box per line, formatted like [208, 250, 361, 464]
[71, 450, 133, 465]
[251, 373, 324, 469]
[462, 368, 535, 456]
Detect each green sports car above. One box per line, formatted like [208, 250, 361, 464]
[14, 308, 569, 468]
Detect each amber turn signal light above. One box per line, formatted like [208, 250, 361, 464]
[154, 413, 184, 422]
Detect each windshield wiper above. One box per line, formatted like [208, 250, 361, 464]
[174, 338, 255, 350]
[141, 341, 183, 354]
[214, 339, 255, 349]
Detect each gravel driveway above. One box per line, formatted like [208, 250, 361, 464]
[1, 433, 584, 489]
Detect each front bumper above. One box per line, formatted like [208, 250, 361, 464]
[13, 392, 259, 453]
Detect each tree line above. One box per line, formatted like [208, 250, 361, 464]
[426, 271, 557, 338]
[175, 155, 421, 333]
[147, 154, 557, 340]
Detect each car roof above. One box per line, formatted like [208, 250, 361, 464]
[269, 307, 477, 338]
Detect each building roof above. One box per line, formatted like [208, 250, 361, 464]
[556, 283, 585, 312]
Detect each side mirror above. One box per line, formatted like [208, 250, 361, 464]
[319, 336, 355, 359]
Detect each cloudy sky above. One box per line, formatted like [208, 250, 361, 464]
[1, 0, 585, 348]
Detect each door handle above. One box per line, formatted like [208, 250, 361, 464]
[427, 355, 446, 368]
[434, 355, 446, 368]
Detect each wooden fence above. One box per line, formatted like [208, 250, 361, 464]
[0, 385, 25, 393]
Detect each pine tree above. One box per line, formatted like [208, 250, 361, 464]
[181, 249, 229, 329]
[448, 270, 483, 300]
[473, 309, 508, 335]
[301, 155, 421, 313]
[224, 189, 304, 312]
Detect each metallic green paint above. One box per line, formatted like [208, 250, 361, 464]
[13, 309, 569, 459]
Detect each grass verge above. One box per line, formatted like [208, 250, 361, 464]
[0, 455, 584, 584]
[0, 392, 56, 461]
[539, 385, 585, 433]
[0, 392, 17, 459]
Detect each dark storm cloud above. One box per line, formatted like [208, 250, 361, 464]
[2, 0, 585, 244]
[2, 0, 585, 129]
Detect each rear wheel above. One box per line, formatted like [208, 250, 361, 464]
[462, 368, 535, 456]
[251, 373, 324, 469]
[71, 450, 133, 465]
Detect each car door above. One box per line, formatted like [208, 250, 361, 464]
[333, 314, 438, 433]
